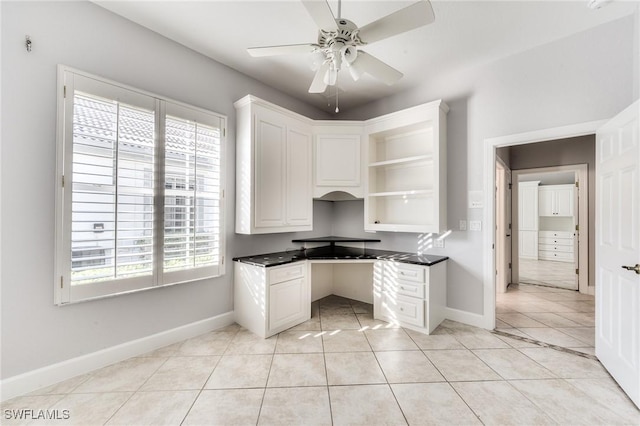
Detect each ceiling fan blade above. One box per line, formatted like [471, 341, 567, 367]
[358, 0, 435, 44]
[301, 0, 338, 31]
[350, 51, 403, 85]
[309, 61, 330, 93]
[247, 43, 317, 57]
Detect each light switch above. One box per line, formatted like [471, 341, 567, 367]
[459, 220, 467, 231]
[469, 220, 482, 231]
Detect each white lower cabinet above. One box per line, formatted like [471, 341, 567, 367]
[538, 230, 574, 263]
[374, 260, 447, 334]
[269, 277, 306, 331]
[234, 261, 309, 338]
[519, 230, 538, 259]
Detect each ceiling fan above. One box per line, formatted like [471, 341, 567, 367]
[247, 0, 435, 96]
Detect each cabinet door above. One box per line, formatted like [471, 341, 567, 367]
[555, 186, 574, 216]
[519, 230, 538, 258]
[315, 134, 361, 187]
[255, 111, 286, 228]
[286, 125, 312, 226]
[269, 277, 306, 332]
[538, 187, 554, 217]
[519, 183, 539, 230]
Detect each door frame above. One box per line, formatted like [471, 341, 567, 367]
[495, 158, 512, 293]
[482, 119, 606, 329]
[511, 164, 589, 293]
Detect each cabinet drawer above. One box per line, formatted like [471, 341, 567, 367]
[539, 231, 573, 239]
[382, 292, 425, 327]
[394, 263, 426, 283]
[386, 279, 426, 299]
[539, 237, 573, 246]
[269, 263, 305, 284]
[539, 251, 574, 261]
[538, 244, 573, 253]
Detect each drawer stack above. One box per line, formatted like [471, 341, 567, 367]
[376, 260, 446, 334]
[538, 231, 574, 262]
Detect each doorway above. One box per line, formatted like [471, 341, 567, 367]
[498, 161, 594, 354]
[513, 166, 584, 291]
[483, 124, 601, 354]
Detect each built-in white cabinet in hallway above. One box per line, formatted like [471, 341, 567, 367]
[313, 122, 363, 199]
[364, 100, 448, 233]
[539, 230, 574, 262]
[518, 181, 540, 259]
[235, 95, 313, 234]
[538, 184, 574, 217]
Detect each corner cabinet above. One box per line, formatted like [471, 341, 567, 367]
[313, 122, 364, 200]
[364, 100, 448, 233]
[235, 96, 313, 234]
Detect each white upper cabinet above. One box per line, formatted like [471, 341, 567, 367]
[235, 96, 312, 234]
[364, 100, 448, 233]
[313, 122, 364, 199]
[538, 184, 574, 217]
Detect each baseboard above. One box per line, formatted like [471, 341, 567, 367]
[0, 311, 234, 402]
[444, 307, 489, 329]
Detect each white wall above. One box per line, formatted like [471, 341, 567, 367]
[339, 15, 636, 314]
[0, 1, 333, 380]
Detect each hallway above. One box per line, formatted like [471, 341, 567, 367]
[496, 283, 594, 356]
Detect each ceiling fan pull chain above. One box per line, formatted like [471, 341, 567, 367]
[335, 78, 339, 113]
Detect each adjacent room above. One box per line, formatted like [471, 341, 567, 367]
[1, 1, 639, 424]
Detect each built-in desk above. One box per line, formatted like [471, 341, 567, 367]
[233, 238, 448, 338]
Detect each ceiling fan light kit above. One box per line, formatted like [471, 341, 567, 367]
[247, 0, 436, 108]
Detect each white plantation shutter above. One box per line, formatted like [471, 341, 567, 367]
[163, 103, 223, 283]
[71, 92, 155, 285]
[56, 68, 225, 304]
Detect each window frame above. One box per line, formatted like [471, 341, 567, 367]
[54, 65, 226, 305]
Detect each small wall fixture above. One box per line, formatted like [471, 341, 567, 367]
[25, 35, 32, 52]
[587, 0, 612, 9]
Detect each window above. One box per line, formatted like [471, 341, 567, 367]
[55, 67, 225, 304]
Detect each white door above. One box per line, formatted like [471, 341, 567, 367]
[596, 100, 640, 409]
[496, 161, 512, 293]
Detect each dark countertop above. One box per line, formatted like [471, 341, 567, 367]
[233, 245, 448, 267]
[291, 236, 381, 244]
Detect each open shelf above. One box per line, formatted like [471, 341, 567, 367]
[364, 100, 448, 234]
[368, 154, 433, 168]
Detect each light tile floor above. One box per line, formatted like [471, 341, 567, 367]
[3, 295, 639, 425]
[496, 282, 596, 356]
[519, 258, 577, 290]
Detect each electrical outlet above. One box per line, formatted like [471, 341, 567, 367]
[459, 220, 467, 231]
[434, 238, 445, 248]
[469, 220, 482, 231]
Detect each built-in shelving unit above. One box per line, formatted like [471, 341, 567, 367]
[364, 101, 448, 233]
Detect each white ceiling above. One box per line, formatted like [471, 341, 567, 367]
[94, 0, 636, 113]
